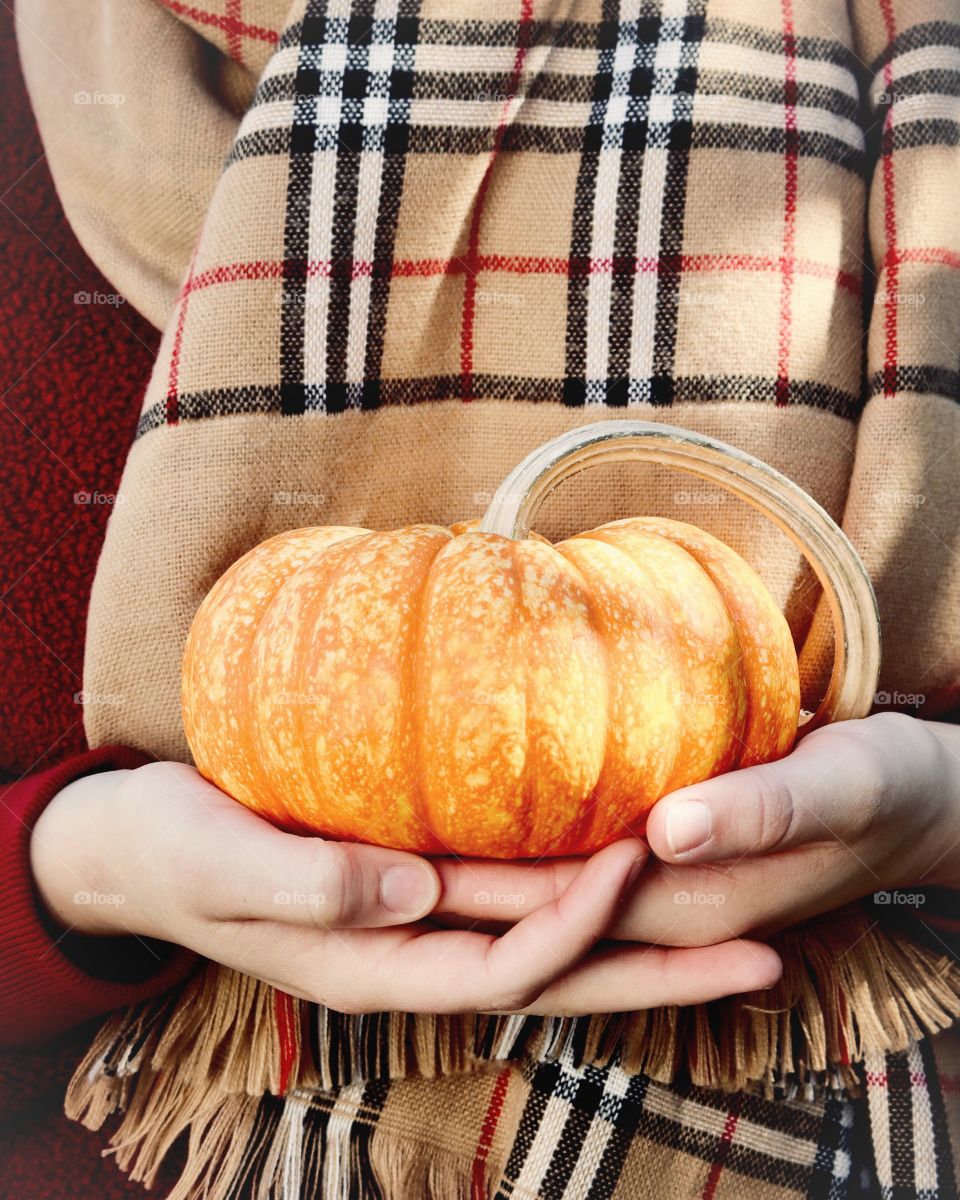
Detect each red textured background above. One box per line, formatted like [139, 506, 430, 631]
[0, 17, 191, 1197]
[0, 8, 159, 782]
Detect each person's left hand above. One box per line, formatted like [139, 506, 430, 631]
[430, 713, 960, 949]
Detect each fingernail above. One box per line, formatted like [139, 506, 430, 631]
[380, 865, 436, 915]
[665, 800, 712, 856]
[619, 856, 645, 902]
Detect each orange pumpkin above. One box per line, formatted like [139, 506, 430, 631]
[182, 516, 799, 858]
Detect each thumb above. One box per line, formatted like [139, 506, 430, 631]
[272, 838, 442, 929]
[645, 729, 867, 865]
[200, 797, 442, 929]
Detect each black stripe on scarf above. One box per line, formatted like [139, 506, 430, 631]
[134, 372, 863, 437]
[361, 5, 421, 402]
[920, 1036, 959, 1198]
[279, 4, 329, 416]
[650, 1, 707, 406]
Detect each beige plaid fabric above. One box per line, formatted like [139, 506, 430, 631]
[17, 0, 960, 1194]
[17, 0, 960, 758]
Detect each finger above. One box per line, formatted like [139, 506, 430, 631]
[353, 839, 645, 1011]
[239, 923, 781, 1015]
[507, 938, 783, 1014]
[173, 769, 441, 928]
[645, 720, 886, 865]
[602, 852, 863, 947]
[432, 855, 584, 921]
[263, 837, 442, 929]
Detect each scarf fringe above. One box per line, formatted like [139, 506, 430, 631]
[66, 910, 960, 1195]
[85, 1081, 497, 1200]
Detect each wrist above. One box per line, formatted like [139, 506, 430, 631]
[917, 720, 960, 889]
[30, 769, 134, 935]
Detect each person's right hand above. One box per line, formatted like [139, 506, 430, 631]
[29, 761, 782, 1015]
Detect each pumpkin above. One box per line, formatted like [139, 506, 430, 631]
[182, 515, 799, 858]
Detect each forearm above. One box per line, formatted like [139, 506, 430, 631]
[30, 769, 134, 935]
[1, 749, 195, 1047]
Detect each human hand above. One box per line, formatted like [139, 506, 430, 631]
[431, 713, 960, 949]
[29, 761, 781, 1014]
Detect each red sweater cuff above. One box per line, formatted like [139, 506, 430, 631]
[0, 747, 196, 1047]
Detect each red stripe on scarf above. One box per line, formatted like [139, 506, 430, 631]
[897, 247, 960, 271]
[837, 987, 850, 1064]
[156, 0, 278, 46]
[183, 253, 862, 295]
[866, 1071, 945, 1089]
[775, 0, 799, 406]
[701, 1096, 743, 1200]
[166, 248, 199, 424]
[224, 0, 244, 64]
[472, 1067, 512, 1198]
[275, 990, 298, 1096]
[459, 0, 534, 402]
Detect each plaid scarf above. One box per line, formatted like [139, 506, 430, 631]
[17, 0, 960, 1194]
[64, 1001, 960, 1197]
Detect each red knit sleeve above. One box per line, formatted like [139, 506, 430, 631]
[0, 747, 196, 1047]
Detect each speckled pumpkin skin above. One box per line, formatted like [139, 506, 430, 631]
[182, 517, 800, 858]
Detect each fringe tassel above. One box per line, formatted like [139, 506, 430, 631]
[90, 1079, 502, 1200]
[266, 1085, 490, 1200]
[67, 908, 960, 1195]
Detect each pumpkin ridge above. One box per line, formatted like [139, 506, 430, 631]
[506, 536, 537, 856]
[665, 545, 751, 775]
[545, 542, 611, 856]
[576, 533, 686, 835]
[286, 560, 319, 832]
[655, 535, 747, 786]
[189, 527, 370, 828]
[580, 528, 753, 801]
[275, 531, 378, 830]
[339, 527, 453, 850]
[408, 530, 452, 854]
[241, 553, 307, 828]
[182, 529, 313, 808]
[622, 518, 798, 766]
[252, 530, 377, 832]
